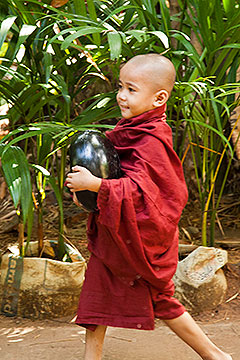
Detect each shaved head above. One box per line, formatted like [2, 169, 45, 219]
[122, 54, 176, 94]
[117, 54, 176, 118]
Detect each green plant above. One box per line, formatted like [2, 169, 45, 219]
[170, 78, 239, 245]
[168, 0, 240, 245]
[0, 0, 239, 251]
[0, 144, 32, 256]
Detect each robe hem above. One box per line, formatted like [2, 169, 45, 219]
[75, 315, 155, 331]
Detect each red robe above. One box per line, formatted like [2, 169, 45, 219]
[75, 105, 188, 330]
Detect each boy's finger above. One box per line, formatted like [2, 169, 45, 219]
[72, 165, 82, 171]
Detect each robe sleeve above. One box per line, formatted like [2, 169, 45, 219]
[87, 132, 188, 287]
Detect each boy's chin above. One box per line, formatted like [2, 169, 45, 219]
[121, 110, 151, 119]
[120, 109, 131, 119]
[122, 113, 131, 119]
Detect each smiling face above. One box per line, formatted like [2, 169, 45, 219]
[117, 65, 157, 119]
[116, 54, 176, 119]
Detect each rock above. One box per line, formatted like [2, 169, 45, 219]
[178, 244, 198, 257]
[186, 226, 199, 236]
[173, 246, 228, 313]
[0, 240, 86, 319]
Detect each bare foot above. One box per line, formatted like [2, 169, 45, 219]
[204, 351, 232, 360]
[222, 354, 232, 360]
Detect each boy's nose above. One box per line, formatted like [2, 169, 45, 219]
[118, 89, 127, 101]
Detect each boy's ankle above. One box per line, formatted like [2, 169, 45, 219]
[202, 350, 232, 360]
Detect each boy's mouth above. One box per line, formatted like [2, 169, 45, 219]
[119, 104, 129, 111]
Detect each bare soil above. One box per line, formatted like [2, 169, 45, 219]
[0, 315, 239, 360]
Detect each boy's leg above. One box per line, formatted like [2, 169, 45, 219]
[84, 325, 107, 360]
[163, 312, 232, 360]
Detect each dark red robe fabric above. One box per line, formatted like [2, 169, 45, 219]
[75, 105, 188, 330]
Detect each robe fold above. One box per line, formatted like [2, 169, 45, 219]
[75, 105, 188, 330]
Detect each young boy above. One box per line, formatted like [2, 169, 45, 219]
[66, 54, 232, 360]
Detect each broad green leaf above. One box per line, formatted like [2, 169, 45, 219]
[142, 0, 156, 15]
[126, 30, 145, 42]
[25, 203, 34, 254]
[86, 0, 100, 46]
[60, 27, 104, 50]
[13, 24, 37, 59]
[0, 145, 32, 223]
[8, 0, 36, 24]
[0, 61, 27, 80]
[51, 74, 70, 101]
[195, 0, 215, 52]
[43, 52, 53, 83]
[0, 16, 17, 50]
[0, 145, 21, 207]
[213, 0, 225, 36]
[74, 0, 87, 16]
[0, 128, 58, 149]
[18, 155, 33, 224]
[158, 0, 171, 34]
[215, 44, 240, 50]
[31, 164, 50, 177]
[107, 31, 122, 60]
[26, 97, 53, 122]
[73, 106, 121, 125]
[149, 31, 169, 48]
[19, 24, 37, 38]
[101, 5, 136, 26]
[0, 42, 8, 57]
[121, 8, 136, 31]
[209, 91, 222, 131]
[38, 133, 53, 164]
[172, 33, 205, 74]
[212, 49, 239, 84]
[222, 0, 235, 17]
[86, 0, 97, 21]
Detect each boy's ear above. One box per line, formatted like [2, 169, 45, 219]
[153, 90, 169, 107]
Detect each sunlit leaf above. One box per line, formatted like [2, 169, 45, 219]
[0, 144, 32, 224]
[13, 24, 37, 58]
[126, 30, 145, 42]
[43, 52, 53, 83]
[0, 16, 16, 50]
[60, 26, 104, 50]
[107, 31, 122, 60]
[31, 164, 50, 177]
[149, 31, 169, 48]
[0, 42, 8, 58]
[222, 0, 235, 16]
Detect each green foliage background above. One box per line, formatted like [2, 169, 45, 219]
[0, 0, 239, 255]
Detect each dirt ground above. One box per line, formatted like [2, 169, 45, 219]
[0, 194, 240, 359]
[0, 315, 240, 360]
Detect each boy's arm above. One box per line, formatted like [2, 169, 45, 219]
[65, 165, 102, 193]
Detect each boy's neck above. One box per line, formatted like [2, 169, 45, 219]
[124, 104, 167, 121]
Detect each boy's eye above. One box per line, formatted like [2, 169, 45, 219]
[118, 83, 122, 89]
[128, 87, 135, 92]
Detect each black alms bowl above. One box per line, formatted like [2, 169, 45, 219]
[69, 130, 121, 212]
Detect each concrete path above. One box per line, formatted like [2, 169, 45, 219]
[0, 316, 239, 359]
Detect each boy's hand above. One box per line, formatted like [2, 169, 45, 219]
[65, 166, 102, 193]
